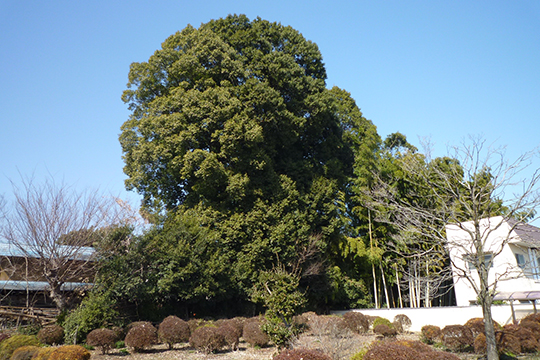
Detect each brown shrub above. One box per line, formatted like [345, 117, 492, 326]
[420, 325, 441, 344]
[216, 322, 241, 351]
[10, 345, 40, 360]
[503, 324, 537, 353]
[373, 324, 397, 338]
[86, 328, 117, 355]
[187, 319, 207, 334]
[393, 314, 412, 333]
[394, 340, 433, 353]
[274, 348, 332, 360]
[364, 339, 459, 360]
[189, 326, 226, 354]
[242, 319, 269, 347]
[48, 345, 90, 360]
[464, 318, 485, 339]
[342, 312, 369, 334]
[519, 320, 540, 340]
[474, 333, 487, 354]
[124, 323, 158, 352]
[158, 315, 190, 349]
[521, 313, 540, 324]
[31, 347, 55, 360]
[307, 315, 346, 336]
[440, 325, 473, 352]
[37, 325, 63, 346]
[496, 331, 521, 355]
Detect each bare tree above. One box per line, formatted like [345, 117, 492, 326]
[0, 177, 130, 311]
[367, 137, 540, 360]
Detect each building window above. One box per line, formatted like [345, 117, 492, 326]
[515, 253, 526, 269]
[466, 253, 493, 270]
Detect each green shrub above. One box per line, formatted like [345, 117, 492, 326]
[350, 348, 367, 360]
[17, 324, 41, 336]
[0, 335, 9, 344]
[261, 317, 296, 349]
[63, 290, 118, 344]
[342, 312, 369, 334]
[10, 345, 40, 360]
[0, 335, 40, 360]
[37, 325, 64, 346]
[189, 326, 226, 354]
[86, 328, 117, 354]
[124, 323, 158, 352]
[30, 347, 55, 360]
[48, 345, 90, 360]
[372, 317, 392, 329]
[274, 348, 332, 360]
[158, 315, 190, 349]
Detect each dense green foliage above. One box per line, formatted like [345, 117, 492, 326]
[0, 335, 40, 360]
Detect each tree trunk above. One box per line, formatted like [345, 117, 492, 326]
[372, 263, 379, 309]
[49, 284, 67, 312]
[380, 262, 390, 309]
[396, 265, 403, 308]
[482, 297, 499, 360]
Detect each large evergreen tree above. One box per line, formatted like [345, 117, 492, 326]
[119, 15, 380, 310]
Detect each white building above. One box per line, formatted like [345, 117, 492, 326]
[446, 216, 540, 307]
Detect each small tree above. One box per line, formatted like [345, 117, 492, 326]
[367, 137, 540, 360]
[0, 176, 129, 311]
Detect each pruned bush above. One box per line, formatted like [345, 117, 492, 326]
[393, 314, 412, 333]
[48, 345, 91, 360]
[474, 333, 487, 354]
[0, 335, 9, 345]
[363, 339, 460, 360]
[292, 314, 310, 333]
[86, 328, 117, 354]
[306, 314, 355, 360]
[243, 319, 269, 347]
[158, 315, 190, 349]
[496, 331, 521, 355]
[342, 312, 369, 334]
[394, 340, 434, 354]
[373, 324, 397, 337]
[274, 348, 332, 360]
[189, 326, 226, 354]
[464, 318, 485, 339]
[372, 317, 392, 330]
[37, 325, 64, 346]
[124, 322, 158, 353]
[307, 315, 346, 336]
[441, 325, 473, 352]
[187, 319, 208, 334]
[31, 347, 55, 360]
[519, 320, 540, 340]
[217, 321, 241, 351]
[503, 324, 537, 353]
[10, 345, 40, 360]
[521, 313, 540, 324]
[0, 334, 40, 360]
[421, 325, 441, 344]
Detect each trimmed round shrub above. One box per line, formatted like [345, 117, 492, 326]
[124, 322, 158, 353]
[421, 325, 441, 344]
[342, 312, 369, 334]
[393, 314, 412, 333]
[48, 345, 90, 360]
[521, 313, 540, 324]
[519, 320, 540, 340]
[274, 348, 332, 360]
[372, 317, 392, 329]
[503, 324, 537, 353]
[474, 333, 487, 354]
[394, 340, 434, 354]
[30, 347, 55, 360]
[189, 326, 226, 354]
[496, 331, 521, 355]
[363, 339, 460, 360]
[158, 315, 190, 349]
[373, 324, 397, 337]
[307, 315, 347, 336]
[0, 335, 40, 360]
[243, 319, 269, 347]
[187, 319, 207, 334]
[86, 328, 117, 354]
[37, 325, 64, 346]
[217, 321, 241, 351]
[10, 345, 40, 360]
[441, 325, 473, 352]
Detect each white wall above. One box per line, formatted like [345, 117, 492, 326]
[333, 304, 537, 332]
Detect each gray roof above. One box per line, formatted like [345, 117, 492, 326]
[0, 280, 92, 291]
[509, 220, 540, 247]
[0, 242, 95, 261]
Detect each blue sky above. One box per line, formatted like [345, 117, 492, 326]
[1, 1, 539, 211]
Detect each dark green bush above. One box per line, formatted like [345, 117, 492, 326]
[48, 345, 91, 360]
[189, 326, 226, 354]
[10, 345, 40, 360]
[372, 317, 392, 329]
[342, 312, 369, 334]
[86, 328, 117, 354]
[124, 323, 158, 353]
[242, 319, 269, 347]
[158, 315, 190, 349]
[37, 325, 64, 345]
[63, 290, 118, 344]
[0, 334, 40, 360]
[274, 348, 332, 360]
